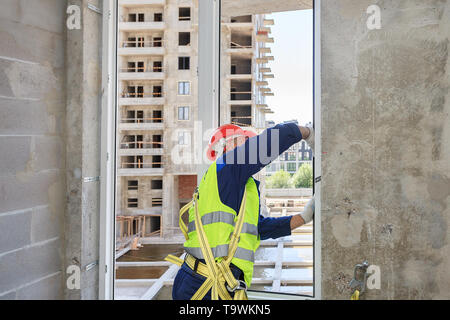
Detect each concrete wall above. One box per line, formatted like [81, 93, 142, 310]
[65, 0, 102, 299]
[0, 0, 67, 299]
[321, 0, 450, 299]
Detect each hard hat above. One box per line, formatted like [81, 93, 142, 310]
[206, 124, 256, 161]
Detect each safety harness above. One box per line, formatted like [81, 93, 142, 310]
[165, 187, 249, 300]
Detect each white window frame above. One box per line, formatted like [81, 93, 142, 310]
[99, 0, 117, 300]
[178, 131, 191, 146]
[199, 0, 321, 300]
[177, 81, 191, 95]
[100, 0, 321, 300]
[178, 106, 190, 121]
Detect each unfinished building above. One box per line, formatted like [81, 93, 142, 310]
[115, 0, 274, 247]
[0, 0, 449, 301]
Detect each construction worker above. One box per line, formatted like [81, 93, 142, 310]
[166, 122, 315, 300]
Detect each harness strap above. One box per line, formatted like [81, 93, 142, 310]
[179, 200, 193, 240]
[191, 188, 248, 300]
[166, 186, 249, 301]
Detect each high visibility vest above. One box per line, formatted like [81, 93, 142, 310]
[183, 161, 261, 287]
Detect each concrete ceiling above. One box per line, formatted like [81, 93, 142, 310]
[221, 0, 312, 16]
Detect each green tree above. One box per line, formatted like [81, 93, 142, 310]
[291, 163, 313, 188]
[266, 170, 292, 189]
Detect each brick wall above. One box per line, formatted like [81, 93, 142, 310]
[178, 175, 197, 200]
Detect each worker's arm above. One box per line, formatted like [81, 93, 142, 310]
[217, 122, 305, 187]
[216, 123, 304, 217]
[259, 197, 314, 240]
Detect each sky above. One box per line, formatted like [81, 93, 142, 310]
[264, 10, 313, 126]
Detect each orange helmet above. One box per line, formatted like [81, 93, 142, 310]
[206, 124, 257, 161]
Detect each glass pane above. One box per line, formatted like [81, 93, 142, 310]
[114, 0, 314, 301]
[221, 0, 314, 297]
[114, 0, 199, 301]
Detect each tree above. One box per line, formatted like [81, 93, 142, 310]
[291, 163, 313, 188]
[266, 170, 292, 189]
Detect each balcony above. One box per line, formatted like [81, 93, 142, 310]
[120, 21, 165, 32]
[224, 15, 254, 29]
[119, 67, 165, 81]
[263, 19, 275, 26]
[231, 105, 252, 128]
[230, 80, 253, 104]
[118, 159, 164, 177]
[229, 58, 252, 79]
[258, 27, 272, 34]
[256, 30, 274, 43]
[228, 33, 253, 55]
[256, 81, 269, 86]
[119, 39, 165, 56]
[119, 92, 165, 106]
[119, 117, 164, 131]
[259, 47, 271, 54]
[256, 57, 269, 64]
[119, 142, 164, 156]
[119, 0, 165, 7]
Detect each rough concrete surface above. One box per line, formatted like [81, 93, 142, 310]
[321, 0, 450, 299]
[0, 0, 66, 300]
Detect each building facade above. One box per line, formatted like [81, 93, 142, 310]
[265, 121, 313, 176]
[116, 0, 274, 241]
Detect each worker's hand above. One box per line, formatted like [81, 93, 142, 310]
[300, 197, 315, 224]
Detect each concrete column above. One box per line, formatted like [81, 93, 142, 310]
[162, 173, 175, 238]
[65, 0, 102, 300]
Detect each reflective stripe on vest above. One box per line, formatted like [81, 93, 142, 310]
[187, 211, 258, 236]
[185, 245, 255, 263]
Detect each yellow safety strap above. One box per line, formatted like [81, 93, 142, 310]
[165, 188, 249, 300]
[350, 290, 360, 300]
[179, 200, 193, 240]
[190, 188, 248, 300]
[165, 254, 184, 267]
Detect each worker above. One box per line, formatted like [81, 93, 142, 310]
[166, 122, 315, 300]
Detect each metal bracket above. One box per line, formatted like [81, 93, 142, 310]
[83, 176, 100, 183]
[88, 3, 102, 15]
[349, 260, 369, 294]
[84, 261, 99, 272]
[315, 176, 321, 183]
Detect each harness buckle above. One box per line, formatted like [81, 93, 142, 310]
[226, 280, 247, 293]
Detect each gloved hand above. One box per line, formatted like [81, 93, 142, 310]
[300, 197, 315, 224]
[305, 124, 315, 156]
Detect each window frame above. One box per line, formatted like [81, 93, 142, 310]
[178, 56, 191, 70]
[177, 81, 191, 96]
[179, 7, 191, 21]
[100, 0, 321, 300]
[178, 31, 191, 46]
[178, 106, 190, 121]
[178, 131, 191, 146]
